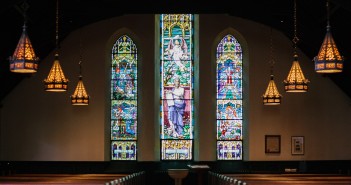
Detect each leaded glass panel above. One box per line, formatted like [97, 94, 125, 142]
[160, 14, 194, 160]
[216, 34, 243, 160]
[111, 35, 138, 160]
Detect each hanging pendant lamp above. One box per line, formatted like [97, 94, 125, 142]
[9, 1, 39, 73]
[314, 0, 344, 73]
[71, 52, 90, 105]
[284, 53, 309, 92]
[44, 0, 68, 92]
[263, 75, 282, 105]
[283, 0, 309, 92]
[44, 52, 68, 91]
[71, 30, 89, 105]
[263, 29, 282, 105]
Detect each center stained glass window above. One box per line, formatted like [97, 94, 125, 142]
[160, 14, 194, 160]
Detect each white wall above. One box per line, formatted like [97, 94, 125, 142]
[1, 14, 351, 161]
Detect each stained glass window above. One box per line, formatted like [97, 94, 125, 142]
[160, 14, 194, 160]
[216, 34, 243, 160]
[111, 35, 138, 160]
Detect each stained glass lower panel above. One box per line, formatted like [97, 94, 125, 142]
[217, 141, 242, 160]
[111, 79, 137, 100]
[161, 140, 192, 160]
[111, 119, 137, 140]
[217, 100, 242, 119]
[111, 141, 137, 160]
[111, 100, 137, 120]
[217, 120, 242, 140]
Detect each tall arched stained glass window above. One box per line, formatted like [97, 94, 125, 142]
[216, 34, 243, 160]
[111, 35, 138, 160]
[160, 14, 194, 160]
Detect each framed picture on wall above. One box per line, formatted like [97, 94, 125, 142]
[265, 135, 281, 153]
[291, 136, 304, 155]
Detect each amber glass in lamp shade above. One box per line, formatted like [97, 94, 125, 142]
[283, 54, 309, 92]
[314, 29, 344, 73]
[44, 52, 68, 92]
[263, 75, 282, 105]
[71, 76, 89, 105]
[9, 25, 39, 73]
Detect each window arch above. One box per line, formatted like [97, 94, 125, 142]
[160, 14, 194, 160]
[216, 34, 243, 160]
[111, 35, 138, 160]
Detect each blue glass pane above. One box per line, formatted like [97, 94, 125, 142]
[217, 141, 242, 160]
[111, 119, 137, 140]
[217, 120, 242, 140]
[217, 82, 242, 100]
[217, 62, 242, 81]
[112, 64, 137, 80]
[111, 79, 137, 100]
[216, 100, 242, 120]
[111, 141, 137, 160]
[111, 100, 137, 120]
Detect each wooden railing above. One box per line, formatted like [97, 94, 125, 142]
[208, 171, 247, 185]
[106, 171, 146, 185]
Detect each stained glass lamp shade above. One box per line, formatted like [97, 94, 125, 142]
[263, 75, 282, 105]
[284, 54, 309, 92]
[43, 52, 68, 92]
[71, 75, 89, 105]
[314, 27, 344, 73]
[9, 24, 39, 73]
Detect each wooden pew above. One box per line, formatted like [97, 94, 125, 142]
[208, 171, 247, 185]
[0, 173, 127, 184]
[224, 174, 351, 184]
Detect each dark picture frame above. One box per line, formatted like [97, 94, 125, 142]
[291, 136, 304, 155]
[265, 135, 281, 153]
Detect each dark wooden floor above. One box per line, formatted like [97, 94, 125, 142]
[0, 174, 127, 185]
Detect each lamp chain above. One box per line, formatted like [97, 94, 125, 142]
[79, 29, 83, 77]
[292, 0, 299, 53]
[21, 0, 29, 24]
[326, 0, 330, 30]
[79, 61, 82, 77]
[270, 27, 274, 76]
[56, 0, 59, 50]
